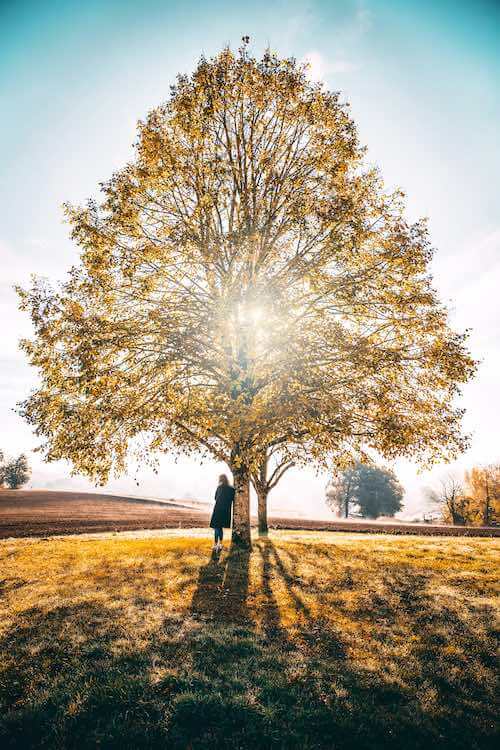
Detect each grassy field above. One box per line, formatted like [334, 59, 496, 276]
[0, 530, 498, 749]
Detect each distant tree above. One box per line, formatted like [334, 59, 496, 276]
[426, 475, 470, 525]
[464, 464, 500, 526]
[327, 462, 403, 519]
[325, 466, 357, 518]
[3, 454, 31, 490]
[353, 463, 404, 518]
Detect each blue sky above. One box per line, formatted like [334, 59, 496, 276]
[1, 0, 499, 516]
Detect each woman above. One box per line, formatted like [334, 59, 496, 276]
[210, 474, 235, 551]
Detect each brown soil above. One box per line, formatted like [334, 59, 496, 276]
[0, 490, 209, 539]
[0, 489, 498, 539]
[268, 517, 499, 537]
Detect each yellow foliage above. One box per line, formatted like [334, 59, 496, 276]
[17, 46, 476, 541]
[464, 465, 500, 526]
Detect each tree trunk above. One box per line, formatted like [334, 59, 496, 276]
[231, 464, 252, 549]
[483, 478, 491, 526]
[483, 497, 491, 526]
[257, 488, 268, 536]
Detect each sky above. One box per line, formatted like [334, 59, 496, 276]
[1, 0, 499, 518]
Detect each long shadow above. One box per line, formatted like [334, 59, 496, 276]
[189, 548, 228, 621]
[0, 540, 497, 750]
[258, 539, 347, 660]
[255, 539, 497, 749]
[189, 544, 251, 624]
[0, 601, 170, 750]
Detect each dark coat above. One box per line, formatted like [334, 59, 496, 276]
[209, 484, 235, 529]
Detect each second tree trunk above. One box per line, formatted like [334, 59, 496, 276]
[257, 489, 268, 536]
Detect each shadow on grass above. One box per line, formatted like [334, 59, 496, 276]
[0, 540, 497, 749]
[190, 544, 251, 624]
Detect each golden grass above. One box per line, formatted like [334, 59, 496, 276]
[0, 530, 498, 749]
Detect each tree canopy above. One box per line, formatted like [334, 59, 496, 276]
[18, 43, 475, 546]
[326, 461, 404, 519]
[1, 454, 31, 490]
[465, 464, 500, 526]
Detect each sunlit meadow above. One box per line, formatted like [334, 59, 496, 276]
[1, 531, 498, 748]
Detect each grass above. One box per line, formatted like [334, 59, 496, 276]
[0, 530, 498, 749]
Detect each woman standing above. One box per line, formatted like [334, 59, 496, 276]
[210, 474, 235, 551]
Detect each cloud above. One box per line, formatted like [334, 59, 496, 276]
[301, 50, 359, 82]
[0, 237, 63, 288]
[355, 4, 373, 34]
[431, 227, 500, 341]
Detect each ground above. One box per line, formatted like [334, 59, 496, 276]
[0, 529, 498, 749]
[1, 490, 498, 538]
[0, 490, 208, 538]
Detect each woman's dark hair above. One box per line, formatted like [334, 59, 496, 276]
[218, 473, 229, 486]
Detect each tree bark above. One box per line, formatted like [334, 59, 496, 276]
[231, 464, 252, 549]
[483, 477, 491, 526]
[257, 488, 269, 536]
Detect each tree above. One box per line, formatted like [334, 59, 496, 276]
[464, 464, 500, 526]
[328, 461, 403, 519]
[354, 463, 404, 518]
[18, 43, 475, 548]
[325, 466, 357, 518]
[426, 475, 470, 525]
[2, 454, 31, 490]
[251, 448, 294, 535]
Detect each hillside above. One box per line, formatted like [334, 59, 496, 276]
[0, 490, 498, 540]
[0, 490, 209, 539]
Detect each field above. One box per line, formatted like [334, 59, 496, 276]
[0, 490, 209, 539]
[0, 529, 498, 749]
[1, 490, 498, 539]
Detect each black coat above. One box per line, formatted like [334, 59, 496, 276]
[209, 484, 235, 529]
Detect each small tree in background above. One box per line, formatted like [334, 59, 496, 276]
[464, 464, 500, 526]
[2, 454, 31, 490]
[251, 447, 294, 535]
[325, 466, 357, 518]
[426, 475, 470, 525]
[353, 463, 404, 518]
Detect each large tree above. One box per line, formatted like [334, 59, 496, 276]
[18, 43, 475, 547]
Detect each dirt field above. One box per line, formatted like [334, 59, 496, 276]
[0, 490, 209, 539]
[0, 489, 498, 539]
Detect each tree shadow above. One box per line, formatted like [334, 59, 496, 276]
[189, 544, 251, 624]
[0, 601, 170, 749]
[0, 540, 497, 750]
[254, 538, 497, 749]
